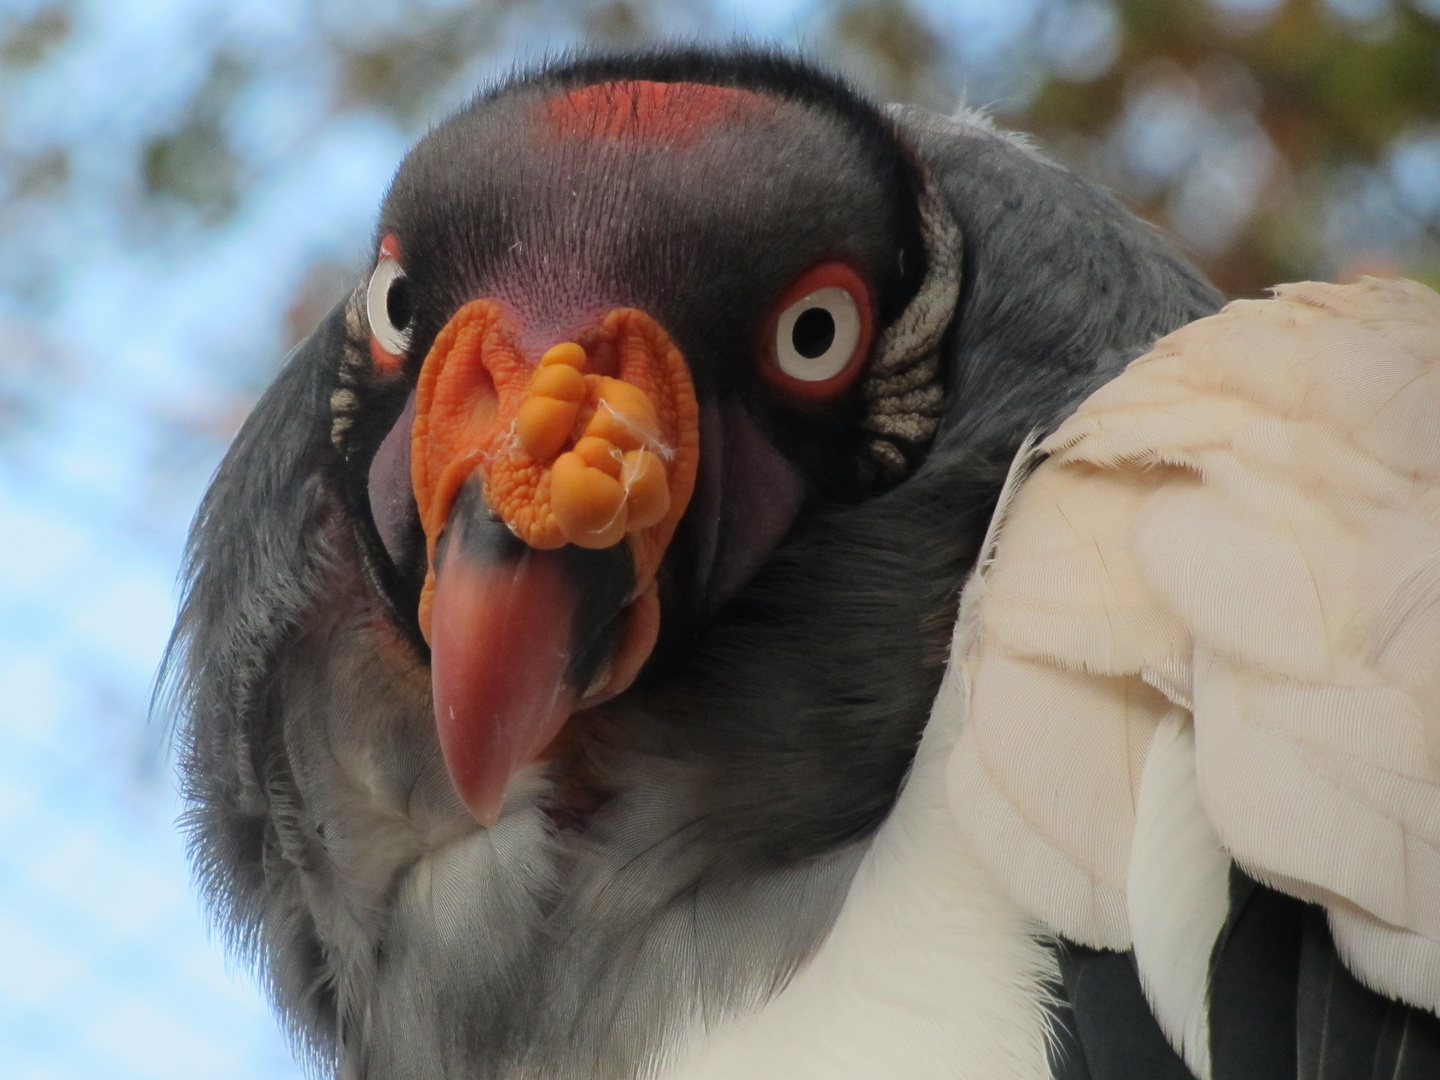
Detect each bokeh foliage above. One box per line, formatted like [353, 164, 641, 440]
[3, 0, 1439, 317]
[1020, 0, 1440, 294]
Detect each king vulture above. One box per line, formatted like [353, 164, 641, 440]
[164, 48, 1440, 1080]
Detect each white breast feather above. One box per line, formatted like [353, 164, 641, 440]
[1126, 706, 1230, 1080]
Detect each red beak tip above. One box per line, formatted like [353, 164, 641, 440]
[431, 536, 578, 832]
[471, 801, 503, 829]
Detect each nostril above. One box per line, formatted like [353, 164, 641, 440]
[368, 393, 418, 568]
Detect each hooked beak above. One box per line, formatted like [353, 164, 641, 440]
[411, 301, 698, 825]
[427, 480, 632, 825]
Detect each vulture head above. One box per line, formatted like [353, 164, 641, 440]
[166, 48, 1220, 1080]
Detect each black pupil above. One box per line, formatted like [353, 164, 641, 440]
[791, 307, 835, 359]
[386, 275, 415, 331]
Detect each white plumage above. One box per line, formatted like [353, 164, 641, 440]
[1126, 706, 1229, 1080]
[949, 277, 1440, 1026]
[663, 646, 1055, 1080]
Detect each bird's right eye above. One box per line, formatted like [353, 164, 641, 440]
[761, 261, 874, 402]
[367, 236, 413, 365]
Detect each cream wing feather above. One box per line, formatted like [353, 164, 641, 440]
[950, 277, 1440, 1021]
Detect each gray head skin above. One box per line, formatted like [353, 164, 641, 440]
[164, 48, 1220, 1080]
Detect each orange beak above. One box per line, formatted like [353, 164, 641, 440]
[410, 300, 699, 824]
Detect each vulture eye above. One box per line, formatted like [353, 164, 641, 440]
[367, 242, 413, 360]
[764, 262, 873, 400]
[778, 288, 858, 379]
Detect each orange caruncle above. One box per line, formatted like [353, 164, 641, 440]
[410, 299, 699, 697]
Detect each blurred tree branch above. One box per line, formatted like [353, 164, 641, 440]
[4, 0, 1439, 341]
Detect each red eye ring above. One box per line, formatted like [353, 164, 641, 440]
[760, 261, 874, 402]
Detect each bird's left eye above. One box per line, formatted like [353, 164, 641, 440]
[367, 242, 413, 360]
[764, 262, 873, 400]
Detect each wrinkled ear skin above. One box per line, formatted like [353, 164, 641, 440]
[889, 104, 1223, 473]
[162, 301, 352, 1066]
